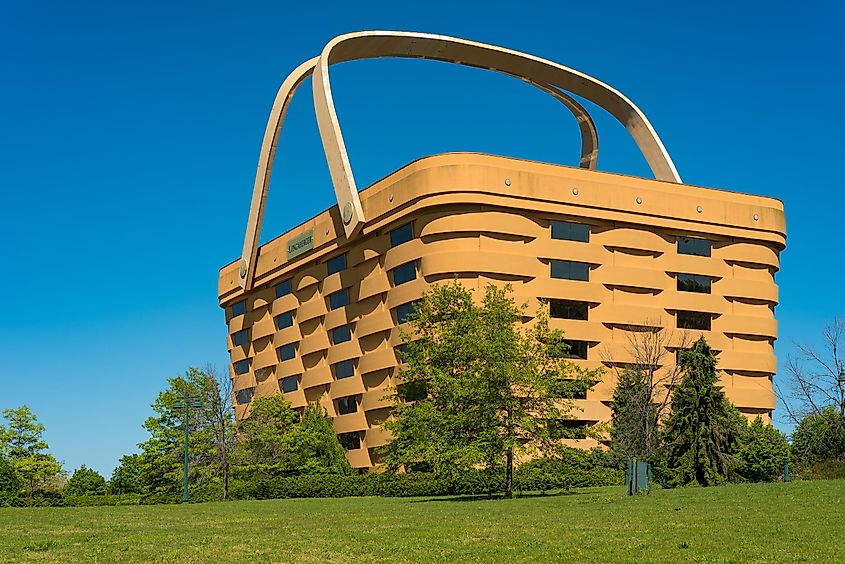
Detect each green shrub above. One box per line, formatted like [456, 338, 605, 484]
[63, 494, 142, 506]
[235, 452, 622, 501]
[798, 460, 845, 481]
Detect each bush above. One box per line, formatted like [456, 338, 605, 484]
[234, 450, 622, 501]
[792, 408, 845, 467]
[63, 494, 142, 506]
[734, 417, 790, 483]
[798, 460, 845, 481]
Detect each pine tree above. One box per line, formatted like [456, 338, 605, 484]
[662, 337, 743, 486]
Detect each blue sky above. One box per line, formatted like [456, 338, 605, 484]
[1, 1, 842, 476]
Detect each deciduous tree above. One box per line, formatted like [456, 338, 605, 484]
[0, 406, 62, 498]
[383, 282, 600, 498]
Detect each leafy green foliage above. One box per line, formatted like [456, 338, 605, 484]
[234, 396, 352, 478]
[791, 407, 845, 467]
[64, 466, 106, 496]
[662, 337, 744, 487]
[382, 282, 600, 497]
[0, 456, 22, 506]
[108, 454, 144, 495]
[734, 417, 790, 482]
[610, 367, 657, 463]
[239, 455, 620, 500]
[137, 367, 235, 501]
[0, 406, 63, 497]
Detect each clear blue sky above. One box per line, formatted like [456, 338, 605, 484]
[1, 1, 842, 477]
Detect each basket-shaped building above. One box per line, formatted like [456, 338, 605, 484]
[218, 31, 786, 469]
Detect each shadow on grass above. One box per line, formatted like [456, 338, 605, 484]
[410, 489, 587, 503]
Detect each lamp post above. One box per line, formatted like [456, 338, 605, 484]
[173, 395, 202, 504]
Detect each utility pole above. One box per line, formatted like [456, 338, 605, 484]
[173, 395, 202, 504]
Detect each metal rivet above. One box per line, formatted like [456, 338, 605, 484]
[572, 187, 579, 195]
[504, 178, 511, 186]
[696, 206, 703, 213]
[342, 202, 353, 225]
[636, 197, 642, 205]
[753, 213, 759, 221]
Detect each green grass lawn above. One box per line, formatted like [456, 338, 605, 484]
[2, 480, 844, 563]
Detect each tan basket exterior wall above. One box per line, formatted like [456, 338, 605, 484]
[218, 153, 786, 468]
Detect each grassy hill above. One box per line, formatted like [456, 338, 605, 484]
[2, 480, 844, 562]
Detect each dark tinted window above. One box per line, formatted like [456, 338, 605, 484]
[337, 395, 358, 415]
[279, 376, 299, 393]
[232, 329, 249, 347]
[397, 381, 427, 402]
[327, 254, 346, 275]
[549, 299, 589, 320]
[549, 419, 588, 440]
[277, 343, 297, 361]
[552, 220, 590, 242]
[329, 289, 349, 310]
[392, 262, 417, 286]
[235, 388, 254, 404]
[333, 359, 355, 380]
[677, 274, 711, 294]
[550, 260, 590, 281]
[678, 237, 711, 257]
[231, 300, 246, 318]
[275, 311, 294, 330]
[390, 223, 414, 247]
[396, 300, 420, 324]
[677, 311, 711, 330]
[233, 359, 250, 375]
[338, 431, 361, 450]
[331, 324, 351, 345]
[562, 340, 589, 360]
[274, 280, 292, 298]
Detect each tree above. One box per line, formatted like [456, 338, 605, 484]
[605, 322, 691, 463]
[0, 456, 21, 504]
[235, 395, 352, 477]
[0, 406, 62, 498]
[201, 364, 236, 500]
[776, 318, 845, 424]
[382, 281, 600, 498]
[108, 454, 144, 495]
[733, 417, 790, 482]
[137, 367, 235, 501]
[662, 337, 744, 487]
[65, 465, 107, 496]
[791, 407, 845, 467]
[610, 367, 655, 463]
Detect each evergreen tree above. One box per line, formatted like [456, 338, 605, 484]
[382, 281, 600, 498]
[0, 406, 62, 498]
[662, 337, 743, 487]
[64, 465, 107, 496]
[610, 367, 655, 462]
[108, 454, 144, 495]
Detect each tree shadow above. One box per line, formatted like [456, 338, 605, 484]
[410, 489, 587, 503]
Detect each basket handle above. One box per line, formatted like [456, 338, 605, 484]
[238, 52, 600, 291]
[239, 31, 681, 290]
